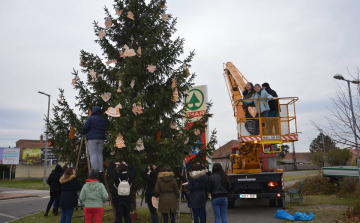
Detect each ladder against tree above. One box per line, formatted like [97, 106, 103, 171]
[75, 135, 116, 221]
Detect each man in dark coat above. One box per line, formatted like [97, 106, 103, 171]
[81, 106, 107, 172]
[141, 165, 158, 223]
[44, 164, 63, 216]
[262, 82, 279, 117]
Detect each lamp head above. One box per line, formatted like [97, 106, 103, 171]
[351, 79, 360, 84]
[333, 74, 345, 80]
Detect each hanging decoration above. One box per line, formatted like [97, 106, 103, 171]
[194, 128, 200, 135]
[105, 103, 122, 117]
[106, 59, 117, 65]
[147, 65, 156, 73]
[115, 133, 126, 148]
[71, 77, 77, 86]
[98, 30, 106, 39]
[132, 102, 143, 115]
[134, 138, 145, 151]
[123, 44, 136, 57]
[117, 80, 122, 92]
[120, 51, 126, 59]
[130, 79, 135, 88]
[172, 88, 179, 102]
[185, 68, 190, 77]
[101, 92, 111, 102]
[116, 9, 123, 16]
[184, 137, 189, 145]
[90, 69, 99, 82]
[69, 126, 76, 139]
[105, 19, 112, 28]
[156, 131, 161, 141]
[137, 46, 141, 57]
[170, 122, 177, 130]
[127, 11, 134, 20]
[171, 78, 177, 89]
[161, 14, 169, 21]
[79, 56, 86, 67]
[248, 107, 257, 118]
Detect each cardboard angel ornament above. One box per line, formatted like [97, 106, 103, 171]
[134, 138, 145, 151]
[105, 103, 122, 117]
[101, 92, 111, 102]
[115, 133, 126, 148]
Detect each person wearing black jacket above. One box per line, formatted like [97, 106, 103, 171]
[107, 161, 137, 223]
[141, 165, 158, 223]
[44, 165, 63, 216]
[206, 163, 231, 223]
[262, 83, 279, 117]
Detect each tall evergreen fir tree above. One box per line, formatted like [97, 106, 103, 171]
[48, 0, 217, 212]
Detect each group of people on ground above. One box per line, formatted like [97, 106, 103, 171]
[45, 161, 232, 223]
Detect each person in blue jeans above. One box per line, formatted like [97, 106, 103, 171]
[206, 163, 231, 223]
[186, 164, 208, 223]
[81, 106, 107, 173]
[59, 168, 83, 223]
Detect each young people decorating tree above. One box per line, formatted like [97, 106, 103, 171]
[47, 0, 217, 218]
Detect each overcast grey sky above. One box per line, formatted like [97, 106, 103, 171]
[1, 0, 359, 152]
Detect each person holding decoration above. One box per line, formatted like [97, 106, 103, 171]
[81, 106, 107, 174]
[107, 161, 137, 223]
[154, 166, 179, 223]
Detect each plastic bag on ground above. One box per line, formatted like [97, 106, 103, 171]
[275, 209, 314, 221]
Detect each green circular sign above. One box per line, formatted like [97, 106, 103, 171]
[185, 89, 204, 111]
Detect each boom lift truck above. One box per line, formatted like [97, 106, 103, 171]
[223, 62, 299, 208]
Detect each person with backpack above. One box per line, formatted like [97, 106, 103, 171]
[186, 164, 208, 223]
[107, 161, 137, 223]
[80, 172, 109, 223]
[44, 164, 63, 216]
[206, 163, 231, 223]
[141, 165, 159, 223]
[154, 166, 179, 223]
[81, 106, 107, 174]
[59, 167, 83, 223]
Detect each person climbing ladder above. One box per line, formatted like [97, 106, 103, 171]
[81, 106, 107, 174]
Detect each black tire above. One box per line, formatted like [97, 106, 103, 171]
[228, 200, 235, 208]
[277, 198, 285, 209]
[269, 199, 277, 207]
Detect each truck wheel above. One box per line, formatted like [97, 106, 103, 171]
[269, 199, 277, 207]
[277, 198, 285, 209]
[228, 200, 235, 208]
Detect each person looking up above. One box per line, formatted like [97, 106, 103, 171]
[141, 165, 159, 223]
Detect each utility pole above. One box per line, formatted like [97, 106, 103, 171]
[38, 91, 50, 189]
[292, 141, 297, 171]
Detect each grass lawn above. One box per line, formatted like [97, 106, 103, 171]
[284, 195, 354, 223]
[11, 206, 193, 223]
[283, 172, 319, 182]
[0, 179, 47, 190]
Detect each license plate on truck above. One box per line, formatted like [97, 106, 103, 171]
[240, 194, 257, 198]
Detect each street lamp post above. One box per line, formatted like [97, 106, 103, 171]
[38, 91, 50, 189]
[333, 74, 360, 183]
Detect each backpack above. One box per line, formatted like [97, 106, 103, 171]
[114, 178, 131, 196]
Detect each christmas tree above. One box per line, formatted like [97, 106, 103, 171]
[47, 0, 217, 214]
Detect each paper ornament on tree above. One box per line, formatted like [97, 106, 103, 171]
[184, 137, 189, 145]
[79, 56, 86, 67]
[106, 59, 117, 65]
[137, 46, 141, 57]
[105, 19, 112, 28]
[132, 102, 143, 115]
[130, 79, 135, 88]
[115, 133, 126, 148]
[171, 78, 176, 89]
[185, 68, 190, 77]
[162, 14, 169, 21]
[120, 51, 126, 59]
[194, 128, 200, 135]
[170, 122, 177, 130]
[248, 107, 257, 118]
[101, 92, 111, 102]
[116, 9, 123, 16]
[117, 80, 122, 92]
[90, 69, 99, 82]
[71, 77, 77, 86]
[127, 11, 134, 20]
[172, 88, 179, 102]
[69, 126, 76, 139]
[98, 30, 106, 39]
[135, 138, 145, 151]
[123, 44, 136, 57]
[105, 103, 122, 117]
[147, 65, 156, 73]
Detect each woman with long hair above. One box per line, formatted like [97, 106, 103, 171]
[59, 167, 83, 223]
[207, 163, 231, 223]
[154, 166, 179, 223]
[242, 82, 255, 118]
[107, 161, 137, 223]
